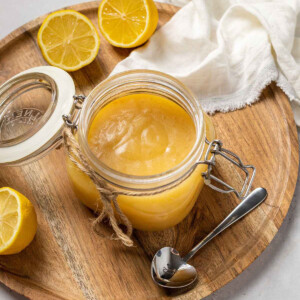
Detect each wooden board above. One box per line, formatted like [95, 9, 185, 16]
[0, 1, 298, 299]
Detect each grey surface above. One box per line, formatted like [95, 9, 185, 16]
[0, 0, 299, 299]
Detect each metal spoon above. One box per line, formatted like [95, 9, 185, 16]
[151, 187, 268, 288]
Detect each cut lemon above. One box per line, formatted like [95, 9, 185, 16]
[98, 0, 158, 48]
[0, 187, 37, 255]
[38, 10, 100, 71]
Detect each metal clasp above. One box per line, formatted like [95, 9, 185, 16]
[62, 94, 86, 131]
[197, 139, 256, 200]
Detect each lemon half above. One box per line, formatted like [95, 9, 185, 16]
[38, 10, 100, 71]
[0, 187, 37, 255]
[98, 0, 158, 48]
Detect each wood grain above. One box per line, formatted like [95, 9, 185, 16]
[0, 1, 298, 299]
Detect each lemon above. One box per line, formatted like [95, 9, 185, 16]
[38, 10, 100, 71]
[98, 0, 158, 48]
[0, 187, 37, 255]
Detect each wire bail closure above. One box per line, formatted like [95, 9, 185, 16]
[62, 94, 86, 131]
[197, 139, 256, 200]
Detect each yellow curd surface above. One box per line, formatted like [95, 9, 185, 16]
[66, 93, 215, 231]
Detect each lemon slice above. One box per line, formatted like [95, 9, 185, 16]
[0, 187, 37, 255]
[98, 0, 158, 48]
[38, 10, 100, 71]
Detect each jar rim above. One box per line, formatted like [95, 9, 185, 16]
[0, 66, 75, 166]
[78, 69, 205, 191]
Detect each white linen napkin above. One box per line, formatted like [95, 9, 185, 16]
[111, 0, 300, 125]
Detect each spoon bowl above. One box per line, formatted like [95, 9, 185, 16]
[151, 246, 197, 288]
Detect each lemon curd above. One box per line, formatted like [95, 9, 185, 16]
[67, 95, 215, 231]
[88, 94, 196, 176]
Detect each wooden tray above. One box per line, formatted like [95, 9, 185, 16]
[0, 1, 298, 299]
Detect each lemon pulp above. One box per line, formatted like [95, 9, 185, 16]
[98, 0, 158, 48]
[0, 187, 37, 255]
[38, 10, 100, 71]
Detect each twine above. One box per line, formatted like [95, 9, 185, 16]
[63, 127, 199, 247]
[63, 127, 134, 247]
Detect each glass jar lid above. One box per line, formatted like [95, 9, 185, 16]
[0, 66, 75, 165]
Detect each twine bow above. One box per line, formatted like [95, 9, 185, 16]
[63, 127, 134, 247]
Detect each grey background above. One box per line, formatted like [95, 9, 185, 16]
[0, 0, 299, 299]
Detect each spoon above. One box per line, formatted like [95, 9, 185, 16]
[151, 187, 268, 288]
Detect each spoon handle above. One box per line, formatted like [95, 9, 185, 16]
[183, 187, 268, 262]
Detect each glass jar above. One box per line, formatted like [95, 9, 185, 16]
[0, 66, 254, 232]
[66, 70, 215, 231]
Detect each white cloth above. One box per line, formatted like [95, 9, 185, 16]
[112, 0, 300, 125]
